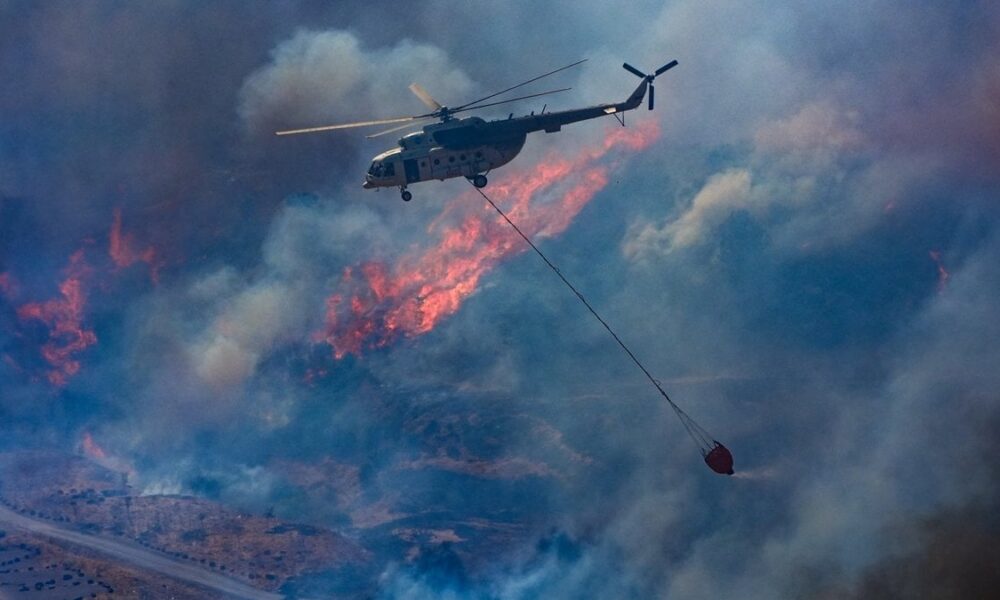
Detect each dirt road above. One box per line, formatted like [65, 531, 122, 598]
[0, 504, 284, 599]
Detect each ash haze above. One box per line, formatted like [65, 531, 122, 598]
[2, 1, 999, 599]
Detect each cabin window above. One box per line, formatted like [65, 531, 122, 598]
[414, 136, 422, 144]
[448, 156, 455, 163]
[459, 154, 466, 161]
[475, 151, 482, 158]
[421, 161, 427, 167]
[434, 158, 440, 165]
[368, 162, 379, 175]
[384, 162, 396, 176]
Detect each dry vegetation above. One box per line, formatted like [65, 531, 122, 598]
[0, 451, 368, 593]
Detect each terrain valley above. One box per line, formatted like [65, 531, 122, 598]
[0, 438, 565, 599]
[0, 404, 580, 600]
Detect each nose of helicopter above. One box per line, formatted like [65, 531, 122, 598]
[362, 177, 375, 189]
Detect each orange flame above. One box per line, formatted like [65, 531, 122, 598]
[80, 431, 137, 480]
[81, 431, 108, 460]
[929, 250, 950, 293]
[321, 124, 660, 358]
[15, 250, 97, 386]
[109, 207, 161, 283]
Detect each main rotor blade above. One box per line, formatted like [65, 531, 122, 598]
[623, 63, 646, 79]
[654, 60, 678, 76]
[365, 118, 434, 139]
[450, 87, 571, 115]
[275, 116, 419, 136]
[453, 59, 586, 111]
[408, 83, 443, 111]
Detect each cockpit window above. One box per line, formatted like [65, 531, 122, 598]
[368, 160, 396, 178]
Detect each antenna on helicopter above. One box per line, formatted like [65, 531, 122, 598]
[275, 59, 587, 136]
[362, 87, 572, 138]
[622, 60, 678, 110]
[449, 59, 586, 113]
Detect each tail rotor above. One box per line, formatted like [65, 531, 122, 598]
[623, 59, 678, 110]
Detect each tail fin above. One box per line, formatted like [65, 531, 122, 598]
[623, 79, 649, 110]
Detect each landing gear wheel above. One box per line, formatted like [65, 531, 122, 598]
[472, 174, 488, 188]
[401, 190, 412, 202]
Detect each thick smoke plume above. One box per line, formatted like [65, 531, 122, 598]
[2, 3, 1000, 599]
[239, 29, 475, 135]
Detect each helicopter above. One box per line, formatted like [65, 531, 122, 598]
[276, 58, 678, 201]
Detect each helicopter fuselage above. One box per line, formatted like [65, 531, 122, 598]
[363, 79, 649, 192]
[363, 118, 526, 189]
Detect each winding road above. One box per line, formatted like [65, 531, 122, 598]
[0, 504, 284, 599]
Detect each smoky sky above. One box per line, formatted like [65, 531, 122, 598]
[2, 1, 1000, 599]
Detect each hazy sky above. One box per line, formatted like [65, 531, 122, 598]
[2, 2, 999, 598]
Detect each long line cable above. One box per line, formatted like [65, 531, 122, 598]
[470, 184, 717, 454]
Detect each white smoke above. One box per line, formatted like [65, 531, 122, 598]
[239, 29, 475, 134]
